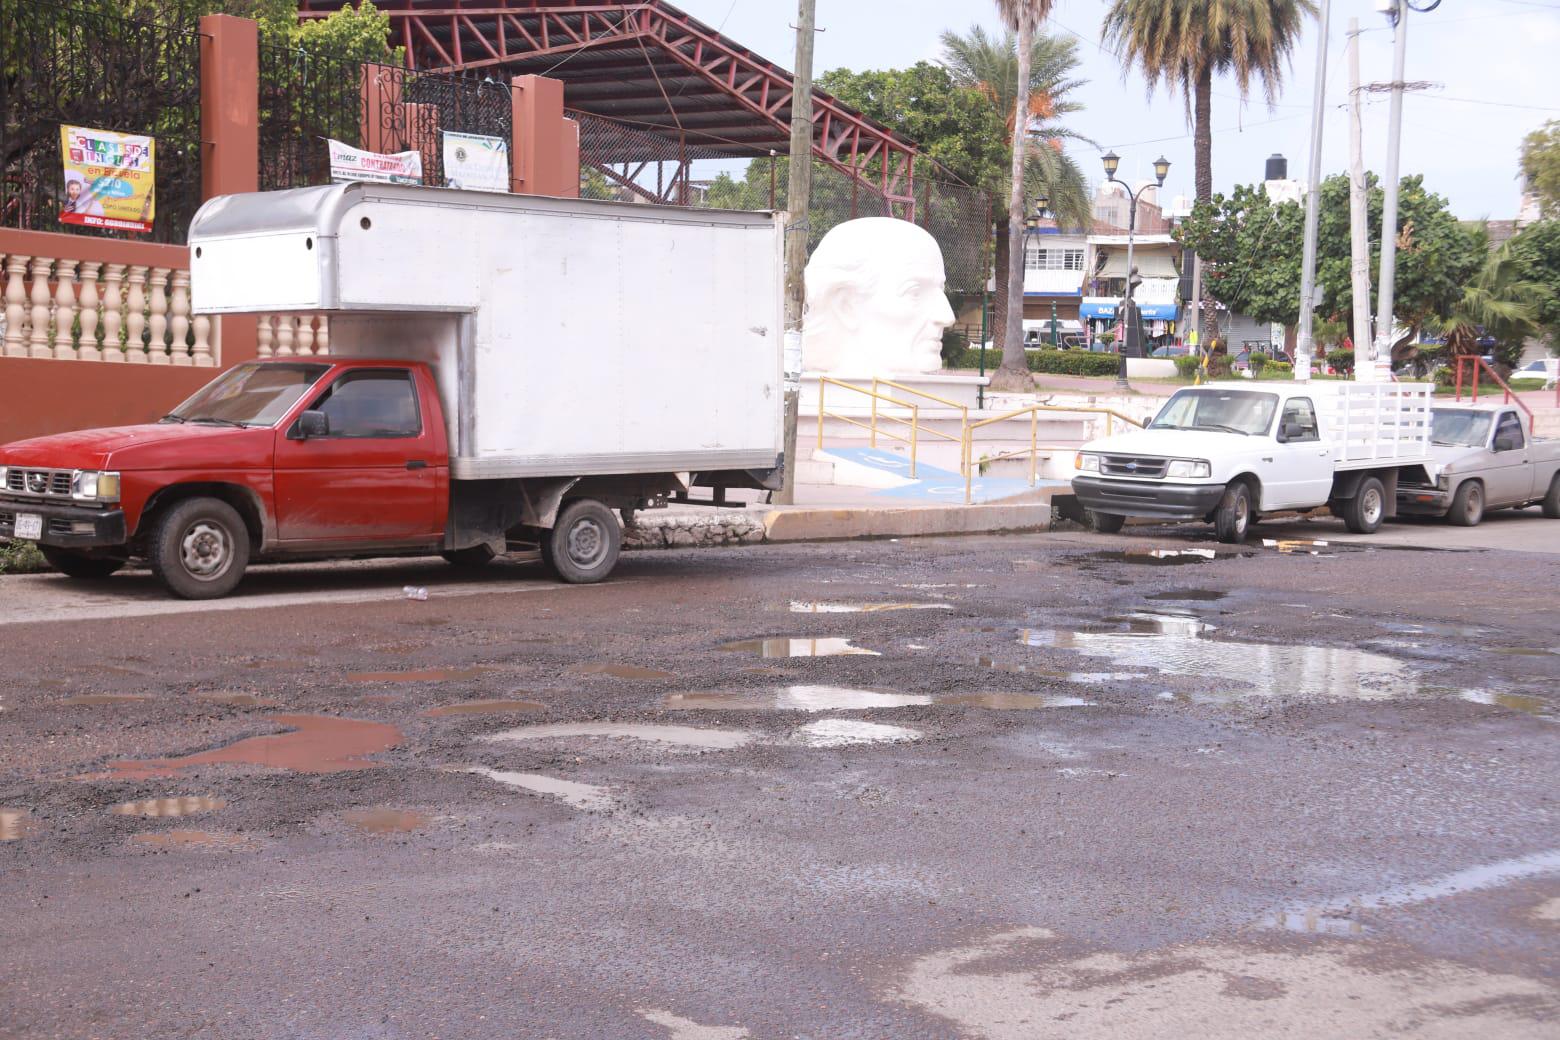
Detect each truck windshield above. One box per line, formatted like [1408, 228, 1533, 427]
[164, 362, 329, 427]
[1430, 409, 1494, 447]
[1149, 389, 1279, 437]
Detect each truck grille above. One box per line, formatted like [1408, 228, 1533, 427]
[1100, 455, 1168, 479]
[3, 468, 72, 497]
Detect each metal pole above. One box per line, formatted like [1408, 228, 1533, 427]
[1116, 192, 1135, 391]
[1372, 0, 1409, 375]
[775, 0, 815, 506]
[1347, 17, 1373, 378]
[1295, 0, 1331, 380]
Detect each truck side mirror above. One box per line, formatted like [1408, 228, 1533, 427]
[1493, 430, 1521, 452]
[1278, 421, 1304, 443]
[294, 410, 330, 440]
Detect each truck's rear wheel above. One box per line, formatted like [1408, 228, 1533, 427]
[545, 499, 620, 584]
[40, 547, 124, 580]
[1089, 511, 1126, 534]
[1213, 482, 1252, 543]
[1343, 476, 1386, 534]
[149, 497, 250, 599]
[1542, 475, 1560, 519]
[1448, 480, 1484, 527]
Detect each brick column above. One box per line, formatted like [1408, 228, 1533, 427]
[199, 14, 260, 364]
[510, 75, 579, 198]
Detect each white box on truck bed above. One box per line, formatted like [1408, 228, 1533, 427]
[189, 183, 784, 480]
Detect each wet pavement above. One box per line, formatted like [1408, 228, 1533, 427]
[0, 526, 1557, 1038]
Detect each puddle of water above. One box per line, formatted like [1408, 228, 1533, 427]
[1083, 548, 1219, 566]
[666, 686, 931, 711]
[195, 692, 280, 708]
[787, 601, 953, 614]
[62, 694, 153, 705]
[424, 699, 546, 717]
[483, 722, 754, 750]
[792, 719, 922, 748]
[132, 830, 244, 849]
[665, 686, 1092, 712]
[112, 796, 226, 818]
[458, 766, 618, 811]
[571, 664, 678, 680]
[345, 808, 429, 834]
[98, 715, 404, 780]
[1, 809, 34, 841]
[1016, 613, 1421, 701]
[1146, 589, 1228, 602]
[1271, 908, 1369, 936]
[1382, 620, 1491, 638]
[1458, 689, 1555, 719]
[1263, 537, 1331, 555]
[346, 666, 495, 683]
[718, 637, 880, 658]
[1488, 646, 1557, 658]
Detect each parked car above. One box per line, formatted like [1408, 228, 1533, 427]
[1516, 358, 1559, 386]
[1396, 403, 1560, 525]
[1151, 344, 1190, 358]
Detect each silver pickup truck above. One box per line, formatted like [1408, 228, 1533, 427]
[1397, 402, 1560, 525]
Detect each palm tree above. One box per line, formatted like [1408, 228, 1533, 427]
[1101, 0, 1314, 204]
[1429, 239, 1550, 371]
[942, 14, 1095, 389]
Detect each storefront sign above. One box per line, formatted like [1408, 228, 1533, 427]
[59, 125, 155, 233]
[328, 139, 423, 185]
[441, 131, 509, 192]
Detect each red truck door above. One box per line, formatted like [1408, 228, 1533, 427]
[272, 366, 446, 546]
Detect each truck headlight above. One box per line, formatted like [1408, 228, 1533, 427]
[1075, 453, 1100, 473]
[1166, 459, 1211, 479]
[0, 465, 7, 489]
[71, 470, 121, 503]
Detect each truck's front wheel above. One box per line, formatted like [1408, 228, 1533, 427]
[1448, 480, 1484, 527]
[1343, 476, 1387, 534]
[149, 497, 250, 599]
[545, 499, 620, 584]
[1089, 511, 1126, 534]
[1213, 482, 1252, 543]
[40, 547, 124, 580]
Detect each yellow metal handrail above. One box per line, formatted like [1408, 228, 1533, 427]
[870, 377, 969, 452]
[961, 404, 1147, 504]
[817, 376, 922, 477]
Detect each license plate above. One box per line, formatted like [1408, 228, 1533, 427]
[14, 513, 42, 540]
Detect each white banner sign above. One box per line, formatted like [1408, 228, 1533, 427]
[441, 131, 509, 193]
[328, 139, 423, 185]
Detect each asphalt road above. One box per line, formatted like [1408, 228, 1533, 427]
[1, 518, 1557, 1039]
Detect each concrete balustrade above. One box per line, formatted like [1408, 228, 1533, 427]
[0, 250, 216, 366]
[255, 313, 331, 358]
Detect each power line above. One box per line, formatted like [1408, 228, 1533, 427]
[1416, 94, 1560, 113]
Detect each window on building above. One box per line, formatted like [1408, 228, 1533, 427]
[1024, 247, 1086, 271]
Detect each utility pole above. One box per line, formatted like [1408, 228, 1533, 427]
[1372, 0, 1409, 377]
[1347, 17, 1373, 376]
[1294, 0, 1330, 381]
[775, 0, 815, 506]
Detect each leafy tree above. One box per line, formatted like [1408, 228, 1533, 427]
[1508, 220, 1560, 353]
[1520, 120, 1560, 220]
[1426, 237, 1550, 370]
[1176, 172, 1484, 361]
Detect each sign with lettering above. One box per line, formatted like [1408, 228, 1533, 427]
[59, 125, 155, 233]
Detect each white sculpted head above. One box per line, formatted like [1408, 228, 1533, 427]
[802, 217, 955, 375]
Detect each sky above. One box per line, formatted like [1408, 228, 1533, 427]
[675, 0, 1560, 219]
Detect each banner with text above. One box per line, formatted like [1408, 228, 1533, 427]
[441, 131, 509, 193]
[59, 125, 155, 233]
[327, 139, 423, 185]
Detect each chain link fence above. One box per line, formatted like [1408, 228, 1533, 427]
[0, 0, 203, 244]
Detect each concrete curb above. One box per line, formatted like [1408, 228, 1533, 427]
[622, 500, 1055, 551]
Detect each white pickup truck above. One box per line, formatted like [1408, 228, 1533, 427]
[1071, 381, 1436, 542]
[1396, 402, 1560, 525]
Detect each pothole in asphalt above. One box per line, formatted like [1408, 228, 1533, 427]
[424, 699, 546, 717]
[195, 692, 280, 708]
[1489, 646, 1557, 658]
[1459, 689, 1556, 719]
[346, 666, 496, 683]
[792, 719, 922, 747]
[718, 637, 880, 657]
[482, 722, 755, 750]
[62, 694, 153, 705]
[787, 601, 953, 614]
[664, 686, 1093, 711]
[97, 715, 404, 780]
[976, 657, 1152, 684]
[1146, 589, 1228, 602]
[1269, 907, 1369, 936]
[570, 664, 678, 680]
[1263, 538, 1333, 555]
[131, 830, 245, 849]
[1, 809, 35, 841]
[345, 808, 429, 834]
[456, 766, 618, 812]
[112, 796, 226, 818]
[1081, 548, 1221, 565]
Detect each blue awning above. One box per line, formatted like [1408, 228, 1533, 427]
[1079, 300, 1117, 319]
[1080, 299, 1179, 321]
[1139, 303, 1179, 321]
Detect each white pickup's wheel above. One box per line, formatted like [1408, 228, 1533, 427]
[1213, 482, 1251, 543]
[1344, 476, 1386, 534]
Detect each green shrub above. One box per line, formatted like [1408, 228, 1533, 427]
[1173, 355, 1201, 379]
[1249, 351, 1269, 374]
[944, 347, 1122, 377]
[0, 540, 47, 575]
[940, 327, 970, 366]
[1265, 361, 1293, 379]
[1325, 349, 1355, 376]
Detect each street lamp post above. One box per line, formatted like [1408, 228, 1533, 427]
[1100, 151, 1170, 392]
